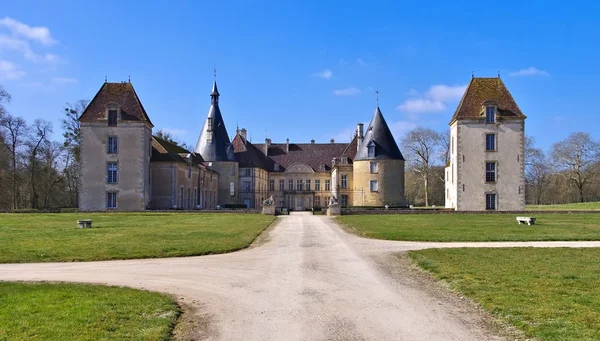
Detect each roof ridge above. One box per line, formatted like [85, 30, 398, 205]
[129, 83, 153, 126]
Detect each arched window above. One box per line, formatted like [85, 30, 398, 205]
[367, 141, 376, 158]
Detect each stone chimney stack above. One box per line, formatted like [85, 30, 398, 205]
[264, 138, 271, 156]
[311, 139, 315, 144]
[286, 138, 290, 153]
[240, 128, 247, 140]
[330, 138, 335, 144]
[357, 123, 364, 151]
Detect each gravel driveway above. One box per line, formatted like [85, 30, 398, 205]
[2, 213, 599, 340]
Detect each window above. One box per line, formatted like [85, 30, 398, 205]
[462, 184, 465, 192]
[305, 180, 311, 191]
[194, 188, 197, 207]
[325, 179, 331, 191]
[370, 162, 379, 173]
[107, 136, 118, 154]
[341, 195, 348, 208]
[315, 196, 321, 207]
[207, 117, 213, 131]
[296, 179, 303, 191]
[188, 166, 192, 179]
[245, 168, 251, 177]
[486, 106, 495, 123]
[243, 181, 251, 192]
[370, 180, 378, 192]
[367, 141, 376, 158]
[106, 162, 118, 184]
[486, 162, 496, 182]
[269, 179, 275, 191]
[315, 180, 320, 191]
[108, 110, 117, 126]
[341, 157, 348, 165]
[486, 193, 497, 210]
[106, 192, 117, 209]
[230, 165, 236, 176]
[279, 179, 284, 191]
[341, 174, 348, 189]
[187, 188, 191, 209]
[485, 134, 496, 151]
[288, 179, 293, 191]
[451, 137, 454, 155]
[319, 164, 326, 171]
[274, 163, 280, 171]
[180, 187, 184, 208]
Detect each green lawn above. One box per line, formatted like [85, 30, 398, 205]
[339, 213, 600, 241]
[0, 213, 275, 263]
[409, 248, 600, 341]
[0, 282, 179, 341]
[527, 201, 600, 210]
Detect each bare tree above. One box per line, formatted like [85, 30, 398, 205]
[438, 130, 451, 166]
[0, 113, 27, 209]
[26, 120, 53, 208]
[525, 136, 552, 204]
[155, 129, 190, 150]
[61, 100, 89, 207]
[551, 132, 600, 202]
[0, 85, 10, 115]
[401, 127, 444, 206]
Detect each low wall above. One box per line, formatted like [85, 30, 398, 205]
[341, 208, 600, 215]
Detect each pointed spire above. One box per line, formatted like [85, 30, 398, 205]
[354, 106, 404, 161]
[194, 79, 231, 161]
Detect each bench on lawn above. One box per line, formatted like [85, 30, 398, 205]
[77, 219, 93, 228]
[516, 217, 536, 226]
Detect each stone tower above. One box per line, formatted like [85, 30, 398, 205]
[353, 107, 407, 207]
[445, 77, 526, 211]
[194, 81, 239, 205]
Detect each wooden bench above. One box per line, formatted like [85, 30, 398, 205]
[77, 219, 93, 228]
[516, 217, 536, 226]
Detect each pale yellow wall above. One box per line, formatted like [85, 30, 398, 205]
[266, 168, 333, 209]
[209, 162, 238, 206]
[79, 121, 152, 211]
[353, 160, 406, 207]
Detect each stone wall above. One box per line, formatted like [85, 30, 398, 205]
[352, 159, 407, 207]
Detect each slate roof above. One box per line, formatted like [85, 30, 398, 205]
[355, 107, 404, 161]
[193, 81, 233, 162]
[79, 82, 153, 126]
[450, 77, 525, 123]
[151, 136, 205, 166]
[231, 134, 275, 170]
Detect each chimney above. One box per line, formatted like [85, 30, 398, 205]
[240, 128, 247, 140]
[330, 138, 335, 144]
[311, 139, 315, 144]
[357, 123, 364, 151]
[264, 138, 271, 155]
[286, 138, 290, 153]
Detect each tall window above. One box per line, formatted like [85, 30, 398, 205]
[108, 110, 118, 126]
[370, 180, 378, 192]
[207, 117, 213, 131]
[315, 196, 321, 207]
[367, 141, 376, 158]
[305, 180, 311, 191]
[486, 106, 495, 123]
[106, 192, 117, 209]
[243, 181, 251, 192]
[194, 188, 197, 207]
[245, 168, 251, 177]
[341, 157, 348, 165]
[370, 162, 378, 173]
[106, 162, 118, 184]
[485, 134, 496, 151]
[288, 179, 293, 191]
[485, 162, 496, 182]
[269, 179, 275, 191]
[325, 179, 331, 191]
[341, 195, 348, 208]
[180, 187, 184, 208]
[279, 179, 284, 191]
[315, 180, 321, 191]
[296, 179, 303, 191]
[341, 174, 348, 189]
[486, 193, 497, 210]
[107, 136, 118, 154]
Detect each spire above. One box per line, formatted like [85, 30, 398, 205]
[194, 79, 232, 161]
[211, 80, 220, 103]
[354, 106, 404, 161]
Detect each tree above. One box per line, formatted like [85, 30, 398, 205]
[401, 127, 444, 206]
[0, 112, 27, 209]
[61, 100, 88, 207]
[551, 132, 600, 202]
[155, 129, 190, 150]
[525, 136, 552, 204]
[26, 120, 53, 208]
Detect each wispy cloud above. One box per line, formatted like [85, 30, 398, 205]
[389, 120, 418, 140]
[356, 58, 366, 66]
[0, 59, 25, 79]
[509, 67, 550, 77]
[0, 17, 57, 45]
[0, 35, 60, 64]
[313, 69, 332, 79]
[333, 87, 361, 96]
[52, 77, 77, 85]
[397, 84, 466, 114]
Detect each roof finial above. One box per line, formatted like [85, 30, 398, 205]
[214, 66, 216, 81]
[105, 75, 107, 83]
[375, 90, 379, 107]
[472, 71, 474, 78]
[128, 75, 131, 83]
[497, 70, 500, 78]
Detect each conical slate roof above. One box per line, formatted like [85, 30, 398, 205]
[194, 81, 233, 161]
[354, 107, 404, 161]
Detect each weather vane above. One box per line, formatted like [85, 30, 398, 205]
[375, 90, 379, 106]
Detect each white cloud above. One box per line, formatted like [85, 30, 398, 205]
[397, 84, 466, 114]
[52, 77, 77, 85]
[509, 67, 550, 77]
[389, 120, 418, 139]
[333, 87, 361, 96]
[0, 59, 25, 79]
[356, 58, 366, 66]
[0, 17, 57, 45]
[313, 69, 332, 79]
[0, 35, 61, 64]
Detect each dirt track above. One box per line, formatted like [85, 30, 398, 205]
[2, 213, 599, 340]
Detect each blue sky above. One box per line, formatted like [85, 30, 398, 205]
[1, 0, 599, 152]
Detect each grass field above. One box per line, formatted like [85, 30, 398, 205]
[0, 212, 275, 263]
[0, 282, 178, 341]
[339, 213, 600, 241]
[409, 248, 600, 341]
[527, 201, 600, 210]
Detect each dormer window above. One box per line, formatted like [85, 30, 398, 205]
[108, 110, 118, 126]
[485, 106, 496, 123]
[207, 117, 213, 132]
[341, 157, 348, 165]
[319, 164, 326, 171]
[274, 163, 280, 171]
[367, 141, 376, 158]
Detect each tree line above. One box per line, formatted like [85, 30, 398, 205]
[1, 84, 598, 209]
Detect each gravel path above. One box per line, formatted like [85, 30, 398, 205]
[2, 213, 599, 340]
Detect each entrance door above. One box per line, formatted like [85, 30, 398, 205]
[295, 197, 304, 211]
[243, 198, 251, 209]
